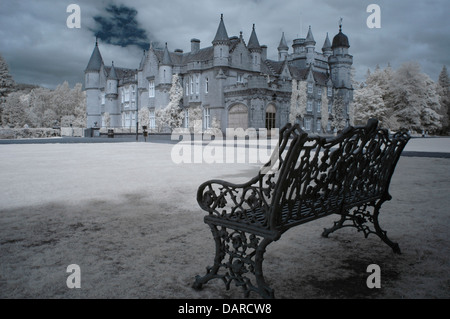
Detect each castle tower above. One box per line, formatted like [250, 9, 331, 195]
[329, 20, 353, 123]
[85, 39, 104, 128]
[212, 14, 230, 67]
[159, 42, 173, 85]
[305, 26, 316, 67]
[105, 61, 121, 127]
[277, 32, 289, 61]
[329, 21, 353, 90]
[322, 33, 332, 58]
[248, 24, 262, 72]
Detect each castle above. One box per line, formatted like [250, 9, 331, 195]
[84, 14, 353, 134]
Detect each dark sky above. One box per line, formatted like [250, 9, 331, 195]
[0, 0, 449, 89]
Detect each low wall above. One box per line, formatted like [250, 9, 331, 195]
[0, 128, 61, 139]
[61, 127, 84, 137]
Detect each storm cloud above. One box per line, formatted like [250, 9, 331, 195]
[90, 4, 151, 50]
[0, 0, 448, 89]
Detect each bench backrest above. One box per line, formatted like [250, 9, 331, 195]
[263, 119, 410, 230]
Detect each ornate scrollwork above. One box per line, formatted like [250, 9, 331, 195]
[193, 226, 274, 298]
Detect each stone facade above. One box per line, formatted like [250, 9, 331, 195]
[85, 14, 353, 134]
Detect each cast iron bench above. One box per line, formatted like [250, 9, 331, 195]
[193, 119, 410, 299]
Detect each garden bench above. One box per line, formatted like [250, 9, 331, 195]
[193, 119, 410, 299]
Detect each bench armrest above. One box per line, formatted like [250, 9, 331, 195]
[197, 174, 274, 227]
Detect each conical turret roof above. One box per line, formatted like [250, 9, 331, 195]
[305, 26, 316, 45]
[278, 32, 288, 51]
[108, 61, 118, 80]
[162, 43, 173, 66]
[322, 33, 332, 51]
[212, 14, 230, 44]
[247, 24, 261, 51]
[85, 39, 104, 72]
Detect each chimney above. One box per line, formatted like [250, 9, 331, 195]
[191, 38, 200, 53]
[261, 45, 267, 61]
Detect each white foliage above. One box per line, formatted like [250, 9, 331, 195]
[320, 89, 329, 131]
[289, 80, 307, 124]
[156, 74, 184, 131]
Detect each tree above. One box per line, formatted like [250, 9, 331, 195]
[353, 62, 443, 133]
[320, 89, 329, 132]
[289, 79, 307, 124]
[330, 91, 347, 133]
[388, 62, 441, 132]
[437, 65, 450, 131]
[352, 83, 387, 126]
[156, 74, 184, 131]
[0, 54, 16, 125]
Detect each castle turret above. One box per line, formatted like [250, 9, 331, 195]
[85, 39, 104, 128]
[329, 20, 353, 125]
[105, 61, 121, 127]
[305, 26, 316, 66]
[329, 22, 353, 89]
[322, 33, 332, 58]
[159, 42, 173, 85]
[277, 32, 289, 61]
[247, 24, 262, 72]
[212, 14, 230, 67]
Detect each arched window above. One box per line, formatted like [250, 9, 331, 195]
[265, 104, 276, 131]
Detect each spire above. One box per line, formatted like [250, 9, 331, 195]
[212, 14, 230, 44]
[322, 32, 331, 51]
[108, 61, 118, 80]
[305, 25, 315, 45]
[247, 24, 261, 51]
[162, 42, 173, 66]
[85, 39, 104, 72]
[278, 32, 288, 51]
[139, 50, 146, 70]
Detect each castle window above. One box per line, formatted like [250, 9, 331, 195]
[149, 81, 155, 98]
[307, 83, 313, 94]
[184, 109, 189, 129]
[203, 108, 210, 130]
[328, 102, 332, 114]
[220, 48, 223, 58]
[237, 74, 244, 83]
[205, 77, 209, 93]
[304, 117, 311, 131]
[316, 119, 321, 133]
[317, 87, 322, 98]
[316, 100, 321, 113]
[149, 108, 156, 129]
[124, 87, 130, 102]
[121, 88, 124, 103]
[185, 82, 188, 96]
[190, 76, 194, 95]
[307, 100, 313, 112]
[101, 93, 105, 105]
[131, 85, 136, 102]
[327, 87, 332, 97]
[195, 74, 200, 94]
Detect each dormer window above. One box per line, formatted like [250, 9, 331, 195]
[307, 83, 313, 94]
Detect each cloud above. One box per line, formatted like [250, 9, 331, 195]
[90, 4, 151, 50]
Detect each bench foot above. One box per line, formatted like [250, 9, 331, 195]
[193, 224, 275, 299]
[322, 202, 401, 254]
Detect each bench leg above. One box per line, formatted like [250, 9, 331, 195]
[322, 202, 401, 254]
[193, 224, 275, 299]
